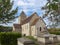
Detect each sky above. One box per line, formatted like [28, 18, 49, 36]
[0, 0, 48, 26]
[12, 0, 47, 16]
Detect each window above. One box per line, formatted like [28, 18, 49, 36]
[23, 34, 26, 36]
[40, 27, 41, 31]
[37, 28, 38, 30]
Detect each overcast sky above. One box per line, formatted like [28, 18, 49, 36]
[1, 0, 48, 26]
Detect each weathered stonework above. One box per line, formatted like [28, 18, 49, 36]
[13, 11, 60, 45]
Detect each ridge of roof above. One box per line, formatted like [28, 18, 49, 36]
[20, 12, 41, 25]
[31, 17, 46, 26]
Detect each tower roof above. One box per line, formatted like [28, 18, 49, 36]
[32, 12, 39, 16]
[21, 12, 39, 25]
[20, 11, 26, 16]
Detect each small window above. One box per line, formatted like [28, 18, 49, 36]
[24, 34, 26, 36]
[40, 27, 41, 31]
[37, 28, 38, 30]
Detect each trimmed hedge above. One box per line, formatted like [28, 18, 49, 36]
[49, 32, 60, 35]
[0, 32, 22, 45]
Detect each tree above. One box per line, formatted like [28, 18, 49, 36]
[42, 0, 60, 28]
[0, 0, 18, 24]
[0, 25, 12, 32]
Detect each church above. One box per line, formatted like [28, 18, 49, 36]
[13, 11, 49, 38]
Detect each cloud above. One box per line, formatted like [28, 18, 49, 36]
[11, 0, 47, 16]
[17, 1, 34, 6]
[17, 0, 47, 6]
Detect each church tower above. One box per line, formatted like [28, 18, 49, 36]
[18, 11, 27, 24]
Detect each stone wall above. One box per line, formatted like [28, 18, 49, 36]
[57, 35, 60, 42]
[22, 23, 30, 36]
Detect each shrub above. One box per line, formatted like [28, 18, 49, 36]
[0, 32, 22, 45]
[0, 26, 12, 32]
[48, 28, 60, 35]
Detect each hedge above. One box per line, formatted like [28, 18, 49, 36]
[48, 28, 60, 35]
[0, 32, 22, 45]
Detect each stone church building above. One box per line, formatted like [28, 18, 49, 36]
[13, 11, 48, 37]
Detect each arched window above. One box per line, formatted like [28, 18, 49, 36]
[40, 27, 41, 31]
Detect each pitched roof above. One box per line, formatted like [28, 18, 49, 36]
[31, 17, 46, 26]
[21, 12, 39, 25]
[13, 24, 21, 29]
[31, 18, 39, 26]
[40, 17, 46, 25]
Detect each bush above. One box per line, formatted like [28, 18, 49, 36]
[48, 28, 60, 35]
[0, 32, 22, 45]
[0, 26, 12, 32]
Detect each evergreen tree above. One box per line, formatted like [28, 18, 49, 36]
[42, 0, 60, 28]
[0, 0, 18, 24]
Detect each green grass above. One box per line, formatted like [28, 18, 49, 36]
[26, 36, 37, 41]
[25, 36, 38, 45]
